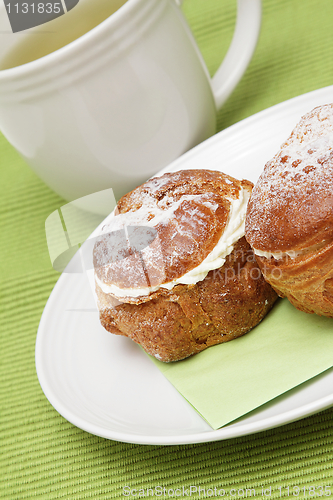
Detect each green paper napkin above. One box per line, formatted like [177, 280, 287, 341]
[151, 299, 333, 429]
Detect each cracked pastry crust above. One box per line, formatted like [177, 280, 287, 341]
[94, 169, 277, 362]
[245, 104, 333, 317]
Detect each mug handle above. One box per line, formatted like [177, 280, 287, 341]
[211, 0, 262, 110]
[175, 0, 262, 110]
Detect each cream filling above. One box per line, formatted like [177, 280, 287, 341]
[96, 187, 251, 298]
[253, 248, 300, 260]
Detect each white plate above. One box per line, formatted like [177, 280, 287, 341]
[36, 85, 333, 445]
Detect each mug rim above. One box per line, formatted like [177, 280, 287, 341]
[0, 0, 160, 80]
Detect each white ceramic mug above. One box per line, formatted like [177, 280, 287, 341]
[0, 0, 261, 201]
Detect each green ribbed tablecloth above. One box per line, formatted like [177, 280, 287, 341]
[1, 0, 333, 498]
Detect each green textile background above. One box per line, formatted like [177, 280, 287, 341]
[1, 0, 333, 498]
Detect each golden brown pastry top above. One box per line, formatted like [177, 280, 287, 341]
[245, 103, 333, 253]
[93, 169, 252, 302]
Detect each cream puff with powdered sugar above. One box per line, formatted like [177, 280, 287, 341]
[94, 169, 277, 361]
[245, 104, 333, 317]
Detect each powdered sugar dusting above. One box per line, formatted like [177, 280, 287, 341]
[246, 104, 333, 252]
